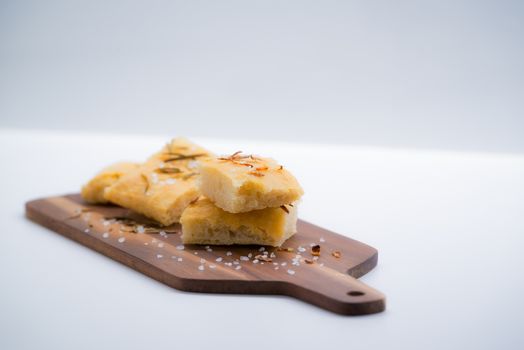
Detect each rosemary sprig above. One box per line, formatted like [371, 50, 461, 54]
[164, 153, 206, 162]
[155, 167, 182, 174]
[141, 173, 150, 194]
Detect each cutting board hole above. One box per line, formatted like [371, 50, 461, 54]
[347, 290, 365, 297]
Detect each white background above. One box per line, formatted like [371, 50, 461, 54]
[1, 1, 524, 349]
[1, 0, 523, 153]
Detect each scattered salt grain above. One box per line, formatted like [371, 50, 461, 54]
[198, 265, 204, 271]
[226, 251, 233, 256]
[215, 257, 223, 262]
[118, 237, 126, 243]
[259, 247, 265, 252]
[287, 269, 296, 275]
[248, 253, 253, 258]
[136, 225, 145, 234]
[200, 258, 206, 264]
[157, 254, 163, 259]
[240, 256, 249, 261]
[165, 178, 177, 185]
[281, 262, 287, 266]
[102, 232, 109, 239]
[176, 245, 185, 250]
[297, 246, 306, 253]
[177, 257, 183, 262]
[158, 242, 164, 248]
[84, 229, 90, 233]
[235, 266, 242, 270]
[319, 237, 325, 243]
[252, 259, 259, 264]
[209, 264, 216, 269]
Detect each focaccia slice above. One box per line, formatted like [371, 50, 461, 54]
[104, 138, 213, 226]
[198, 152, 303, 213]
[180, 197, 297, 246]
[81, 162, 139, 204]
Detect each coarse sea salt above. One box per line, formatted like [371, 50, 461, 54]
[240, 256, 249, 261]
[118, 237, 126, 243]
[157, 254, 163, 259]
[297, 246, 306, 253]
[198, 265, 204, 271]
[102, 232, 109, 239]
[176, 245, 185, 250]
[287, 269, 296, 275]
[235, 266, 242, 270]
[158, 242, 164, 248]
[320, 237, 325, 243]
[226, 251, 233, 256]
[136, 225, 145, 234]
[215, 257, 223, 262]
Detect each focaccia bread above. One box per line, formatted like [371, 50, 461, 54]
[198, 152, 303, 213]
[81, 162, 139, 204]
[180, 197, 297, 246]
[104, 138, 213, 226]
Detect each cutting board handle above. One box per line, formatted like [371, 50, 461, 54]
[283, 269, 386, 315]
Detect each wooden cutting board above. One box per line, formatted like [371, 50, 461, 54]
[25, 194, 385, 315]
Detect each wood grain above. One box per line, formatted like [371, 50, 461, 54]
[25, 194, 385, 315]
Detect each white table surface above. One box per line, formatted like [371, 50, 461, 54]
[1, 129, 523, 350]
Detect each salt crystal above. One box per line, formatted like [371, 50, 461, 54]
[158, 243, 164, 248]
[84, 229, 90, 233]
[200, 258, 206, 264]
[298, 246, 306, 253]
[136, 225, 145, 234]
[178, 257, 183, 262]
[215, 257, 223, 262]
[235, 266, 242, 270]
[209, 264, 216, 269]
[166, 178, 177, 185]
[320, 237, 325, 243]
[281, 262, 287, 266]
[193, 252, 198, 255]
[259, 247, 265, 252]
[240, 256, 249, 261]
[144, 242, 149, 245]
[176, 245, 185, 250]
[118, 237, 126, 243]
[252, 259, 259, 264]
[319, 263, 324, 267]
[287, 269, 296, 275]
[274, 266, 279, 270]
[102, 232, 109, 238]
[206, 248, 213, 252]
[157, 254, 163, 259]
[198, 265, 204, 271]
[248, 253, 253, 258]
[226, 251, 233, 256]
